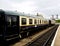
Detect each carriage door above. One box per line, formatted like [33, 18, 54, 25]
[5, 16, 12, 36]
[11, 16, 19, 35]
[5, 15, 19, 36]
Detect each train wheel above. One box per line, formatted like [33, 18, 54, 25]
[19, 34, 22, 38]
[27, 32, 29, 36]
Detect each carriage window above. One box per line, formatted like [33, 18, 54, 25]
[6, 16, 11, 26]
[40, 20, 41, 23]
[21, 18, 26, 25]
[29, 19, 32, 24]
[11, 16, 17, 25]
[38, 20, 39, 24]
[12, 17, 17, 22]
[34, 19, 37, 24]
[0, 14, 4, 25]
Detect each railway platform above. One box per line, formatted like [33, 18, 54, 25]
[51, 25, 60, 46]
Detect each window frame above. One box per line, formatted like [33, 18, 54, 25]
[34, 19, 37, 24]
[29, 19, 32, 24]
[40, 20, 41, 24]
[38, 19, 39, 24]
[21, 18, 26, 25]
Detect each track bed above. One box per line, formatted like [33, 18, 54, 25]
[25, 25, 59, 46]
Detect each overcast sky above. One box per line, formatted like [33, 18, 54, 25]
[0, 0, 60, 19]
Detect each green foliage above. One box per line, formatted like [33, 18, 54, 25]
[55, 19, 60, 23]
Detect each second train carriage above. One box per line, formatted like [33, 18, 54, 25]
[19, 13, 49, 38]
[0, 10, 55, 41]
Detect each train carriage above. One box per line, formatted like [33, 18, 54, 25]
[0, 10, 55, 42]
[0, 10, 20, 41]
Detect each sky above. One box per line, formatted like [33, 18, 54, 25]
[0, 0, 60, 19]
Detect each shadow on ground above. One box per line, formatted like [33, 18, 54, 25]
[0, 38, 20, 46]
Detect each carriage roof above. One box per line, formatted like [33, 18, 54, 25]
[0, 10, 44, 19]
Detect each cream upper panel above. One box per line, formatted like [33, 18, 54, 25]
[19, 15, 45, 26]
[28, 18, 34, 25]
[19, 16, 28, 26]
[19, 16, 35, 26]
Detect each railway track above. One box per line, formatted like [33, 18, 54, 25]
[25, 25, 59, 46]
[0, 25, 58, 46]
